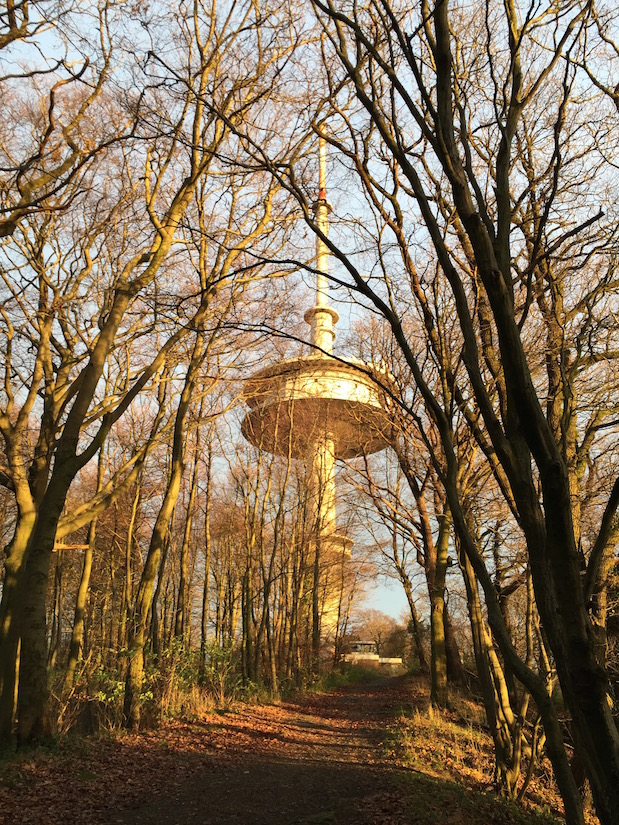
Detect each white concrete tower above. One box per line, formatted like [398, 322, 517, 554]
[242, 137, 391, 643]
[305, 137, 340, 555]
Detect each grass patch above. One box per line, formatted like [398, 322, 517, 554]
[395, 772, 561, 825]
[383, 680, 585, 824]
[322, 664, 390, 689]
[393, 704, 491, 783]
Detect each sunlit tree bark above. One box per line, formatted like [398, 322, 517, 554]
[294, 2, 619, 820]
[229, 1, 619, 819]
[0, 0, 296, 745]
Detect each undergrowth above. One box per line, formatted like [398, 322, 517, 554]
[321, 663, 392, 689]
[387, 681, 600, 825]
[52, 643, 250, 735]
[394, 772, 563, 825]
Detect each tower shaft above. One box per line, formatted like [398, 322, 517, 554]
[310, 429, 336, 540]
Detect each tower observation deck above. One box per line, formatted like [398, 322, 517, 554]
[241, 138, 392, 635]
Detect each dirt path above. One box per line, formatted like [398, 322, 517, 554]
[0, 677, 414, 825]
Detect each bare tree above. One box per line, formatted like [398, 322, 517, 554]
[296, 3, 619, 821]
[230, 1, 619, 821]
[0, 0, 297, 745]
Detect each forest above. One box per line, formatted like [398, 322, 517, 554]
[0, 2, 618, 824]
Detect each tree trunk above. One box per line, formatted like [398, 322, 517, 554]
[47, 551, 63, 669]
[0, 510, 36, 745]
[311, 535, 321, 669]
[459, 542, 519, 796]
[400, 572, 427, 672]
[64, 445, 104, 692]
[119, 475, 142, 652]
[17, 496, 66, 743]
[63, 521, 95, 692]
[444, 605, 466, 684]
[241, 567, 253, 684]
[200, 437, 213, 677]
[428, 510, 451, 706]
[124, 328, 208, 729]
[175, 440, 200, 642]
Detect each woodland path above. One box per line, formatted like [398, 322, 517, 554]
[1, 677, 416, 825]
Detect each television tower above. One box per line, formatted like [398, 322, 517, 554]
[242, 138, 390, 642]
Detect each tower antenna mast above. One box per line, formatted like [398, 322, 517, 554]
[305, 135, 339, 355]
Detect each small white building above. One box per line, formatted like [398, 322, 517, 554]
[343, 641, 403, 667]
